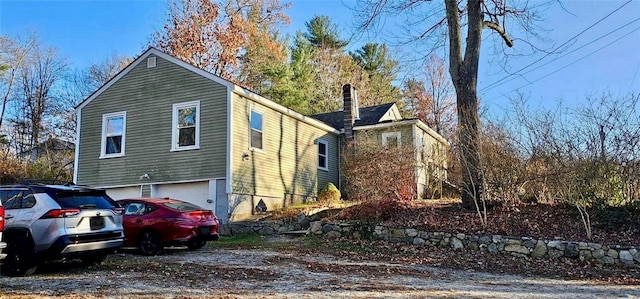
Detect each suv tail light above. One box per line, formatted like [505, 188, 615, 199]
[0, 206, 5, 231]
[112, 207, 124, 215]
[41, 209, 81, 219]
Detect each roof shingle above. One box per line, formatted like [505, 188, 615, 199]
[311, 102, 396, 130]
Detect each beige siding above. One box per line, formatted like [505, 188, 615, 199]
[230, 93, 339, 206]
[415, 125, 449, 198]
[77, 54, 228, 187]
[355, 126, 413, 145]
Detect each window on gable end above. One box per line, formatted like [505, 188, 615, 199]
[381, 132, 401, 149]
[101, 111, 126, 158]
[250, 109, 264, 151]
[317, 140, 328, 171]
[172, 101, 200, 151]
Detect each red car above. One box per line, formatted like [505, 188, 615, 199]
[117, 198, 219, 255]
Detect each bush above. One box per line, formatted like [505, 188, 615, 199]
[318, 182, 341, 205]
[0, 155, 25, 183]
[590, 201, 640, 231]
[334, 199, 406, 222]
[341, 137, 417, 202]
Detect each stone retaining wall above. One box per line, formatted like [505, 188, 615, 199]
[226, 215, 640, 267]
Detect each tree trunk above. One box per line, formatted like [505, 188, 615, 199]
[445, 0, 484, 210]
[455, 81, 483, 210]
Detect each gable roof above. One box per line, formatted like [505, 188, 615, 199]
[75, 47, 235, 111]
[75, 47, 339, 134]
[19, 137, 74, 157]
[311, 102, 397, 130]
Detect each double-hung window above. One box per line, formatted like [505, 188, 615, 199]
[101, 111, 126, 158]
[172, 101, 200, 151]
[250, 109, 264, 151]
[317, 140, 328, 171]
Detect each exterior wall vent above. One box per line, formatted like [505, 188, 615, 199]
[147, 56, 157, 68]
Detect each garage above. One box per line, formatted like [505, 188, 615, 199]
[106, 186, 142, 200]
[153, 181, 213, 211]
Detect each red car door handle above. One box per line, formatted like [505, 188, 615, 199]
[134, 219, 143, 224]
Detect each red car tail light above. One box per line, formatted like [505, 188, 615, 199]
[41, 209, 81, 219]
[187, 211, 213, 221]
[0, 206, 5, 231]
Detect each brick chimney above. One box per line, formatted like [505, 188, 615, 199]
[343, 84, 358, 142]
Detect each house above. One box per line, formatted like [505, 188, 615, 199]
[19, 136, 75, 162]
[74, 48, 341, 223]
[18, 136, 75, 179]
[74, 48, 448, 224]
[312, 85, 450, 198]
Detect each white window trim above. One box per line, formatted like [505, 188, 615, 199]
[171, 100, 200, 151]
[317, 139, 329, 171]
[147, 56, 157, 68]
[381, 131, 401, 148]
[249, 107, 266, 152]
[100, 111, 127, 159]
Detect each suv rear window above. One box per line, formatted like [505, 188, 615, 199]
[55, 191, 116, 209]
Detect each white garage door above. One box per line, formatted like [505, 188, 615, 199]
[106, 186, 141, 200]
[154, 181, 212, 209]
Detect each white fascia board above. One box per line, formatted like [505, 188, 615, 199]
[354, 119, 450, 147]
[226, 85, 233, 194]
[73, 110, 81, 183]
[415, 120, 450, 147]
[231, 86, 340, 135]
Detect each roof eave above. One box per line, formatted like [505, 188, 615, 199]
[354, 119, 450, 146]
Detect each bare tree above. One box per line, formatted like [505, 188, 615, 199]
[0, 34, 36, 130]
[403, 55, 456, 139]
[53, 53, 132, 142]
[355, 0, 551, 210]
[10, 41, 66, 157]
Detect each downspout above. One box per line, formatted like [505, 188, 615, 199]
[337, 136, 342, 192]
[73, 109, 81, 184]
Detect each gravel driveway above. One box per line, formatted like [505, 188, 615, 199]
[0, 236, 638, 299]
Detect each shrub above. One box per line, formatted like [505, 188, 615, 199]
[590, 201, 640, 231]
[0, 155, 25, 183]
[341, 136, 417, 202]
[318, 182, 341, 205]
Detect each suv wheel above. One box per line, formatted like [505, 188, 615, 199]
[1, 237, 38, 277]
[138, 230, 163, 256]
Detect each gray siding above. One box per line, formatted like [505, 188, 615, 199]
[77, 54, 228, 187]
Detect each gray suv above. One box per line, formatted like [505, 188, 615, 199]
[0, 183, 124, 276]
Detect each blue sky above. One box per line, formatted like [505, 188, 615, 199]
[1, 0, 639, 113]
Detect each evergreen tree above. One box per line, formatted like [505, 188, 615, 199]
[303, 15, 348, 49]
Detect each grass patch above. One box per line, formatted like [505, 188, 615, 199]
[215, 233, 266, 248]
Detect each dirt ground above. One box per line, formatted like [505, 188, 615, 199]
[0, 236, 638, 299]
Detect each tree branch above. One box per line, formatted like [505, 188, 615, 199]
[444, 0, 462, 77]
[484, 21, 514, 47]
